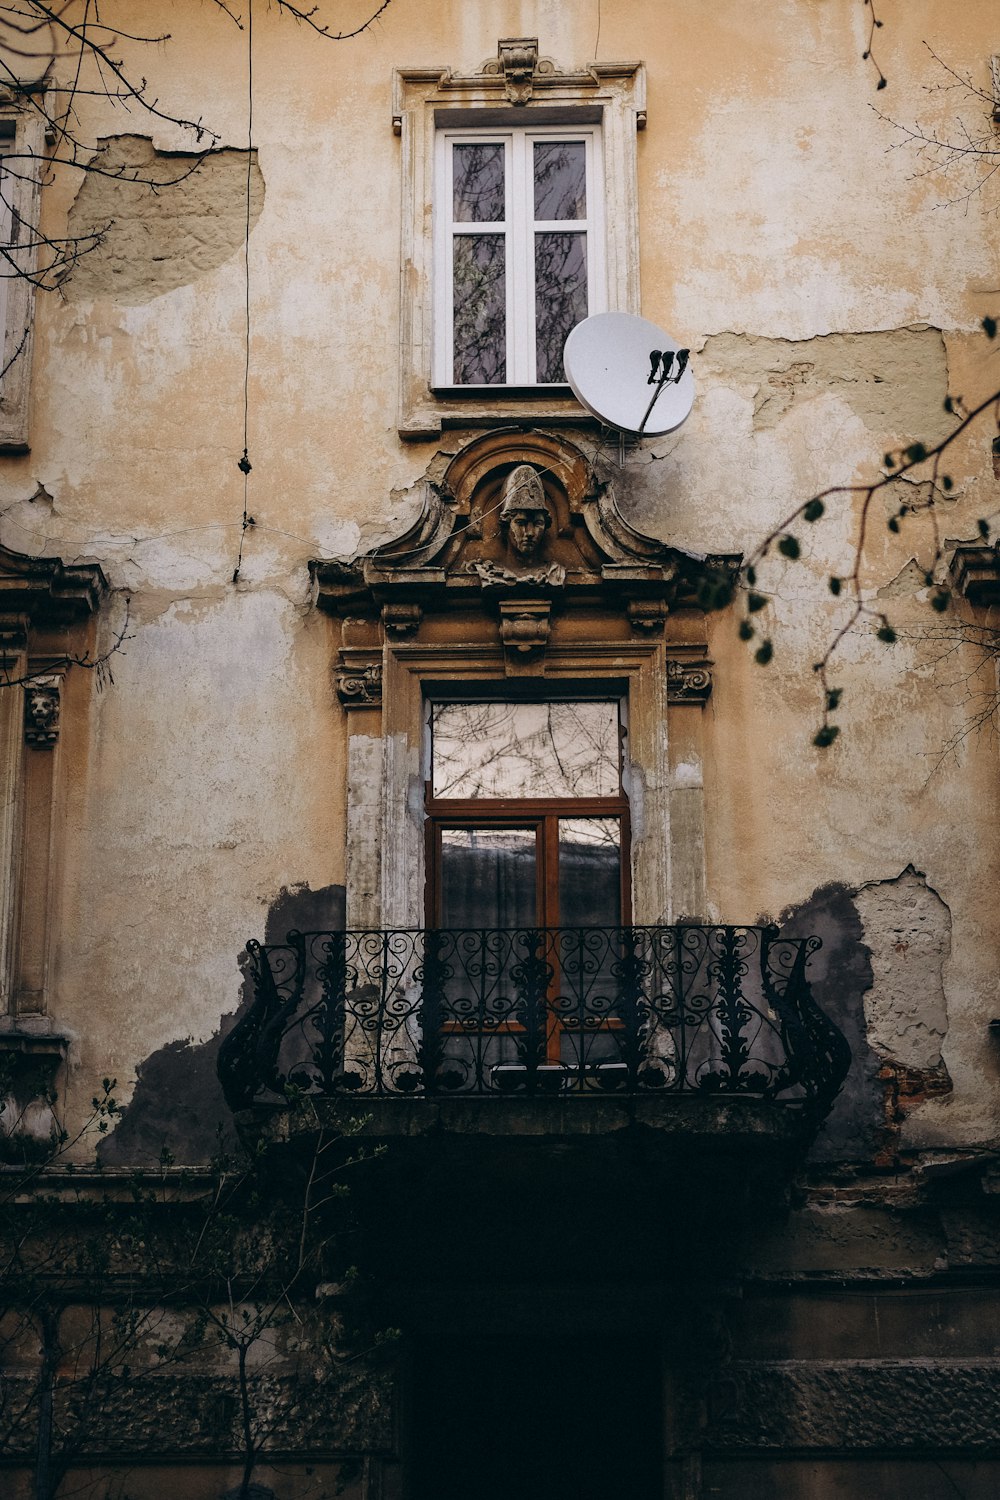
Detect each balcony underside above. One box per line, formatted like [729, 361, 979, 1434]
[220, 924, 852, 1209]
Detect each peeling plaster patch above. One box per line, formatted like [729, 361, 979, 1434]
[98, 883, 345, 1166]
[699, 327, 949, 438]
[64, 137, 265, 304]
[856, 867, 951, 1072]
[313, 516, 362, 562]
[0, 483, 57, 556]
[877, 559, 929, 599]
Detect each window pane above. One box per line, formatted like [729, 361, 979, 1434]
[453, 143, 505, 222]
[558, 817, 621, 925]
[439, 827, 536, 928]
[432, 702, 619, 800]
[534, 231, 587, 383]
[533, 141, 586, 221]
[453, 235, 506, 384]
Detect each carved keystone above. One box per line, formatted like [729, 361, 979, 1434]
[499, 598, 551, 672]
[497, 37, 538, 103]
[383, 603, 422, 638]
[627, 599, 669, 634]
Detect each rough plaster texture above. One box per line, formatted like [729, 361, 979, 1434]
[856, 868, 951, 1071]
[709, 1361, 1000, 1450]
[699, 327, 951, 437]
[64, 137, 264, 304]
[98, 882, 346, 1166]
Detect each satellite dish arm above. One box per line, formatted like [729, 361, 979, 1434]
[638, 348, 690, 435]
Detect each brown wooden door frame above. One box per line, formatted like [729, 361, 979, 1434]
[425, 798, 631, 1065]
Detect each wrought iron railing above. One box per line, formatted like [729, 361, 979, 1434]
[218, 926, 850, 1125]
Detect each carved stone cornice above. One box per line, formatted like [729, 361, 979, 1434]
[392, 41, 646, 132]
[948, 541, 1000, 606]
[24, 675, 59, 746]
[0, 543, 106, 625]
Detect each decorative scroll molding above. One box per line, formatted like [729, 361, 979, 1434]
[23, 675, 59, 747]
[335, 663, 382, 709]
[667, 656, 713, 704]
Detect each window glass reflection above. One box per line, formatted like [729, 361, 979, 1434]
[558, 817, 621, 925]
[453, 236, 506, 384]
[453, 143, 505, 223]
[533, 141, 586, 221]
[534, 232, 587, 383]
[432, 701, 620, 800]
[439, 827, 536, 928]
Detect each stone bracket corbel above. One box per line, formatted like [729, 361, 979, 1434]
[627, 598, 669, 634]
[499, 598, 551, 674]
[382, 603, 422, 638]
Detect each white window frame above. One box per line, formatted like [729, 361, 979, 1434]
[393, 45, 645, 440]
[0, 93, 45, 453]
[433, 125, 606, 389]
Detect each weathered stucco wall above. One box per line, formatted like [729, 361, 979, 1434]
[0, 0, 994, 1168]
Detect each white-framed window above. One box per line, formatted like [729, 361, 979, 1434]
[392, 43, 645, 439]
[433, 126, 605, 389]
[0, 97, 44, 453]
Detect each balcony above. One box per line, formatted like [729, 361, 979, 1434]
[219, 925, 849, 1143]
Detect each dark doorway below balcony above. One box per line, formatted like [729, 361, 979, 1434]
[408, 1333, 662, 1500]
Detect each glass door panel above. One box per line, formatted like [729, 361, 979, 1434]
[556, 816, 621, 925]
[439, 826, 537, 929]
[436, 826, 540, 1089]
[556, 817, 623, 1071]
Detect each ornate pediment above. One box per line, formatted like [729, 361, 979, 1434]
[392, 40, 646, 131]
[313, 431, 737, 636]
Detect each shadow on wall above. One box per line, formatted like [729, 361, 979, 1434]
[776, 883, 881, 1163]
[97, 883, 345, 1168]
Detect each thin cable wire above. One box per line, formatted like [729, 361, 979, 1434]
[234, 0, 254, 582]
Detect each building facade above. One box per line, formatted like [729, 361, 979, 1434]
[1, 3, 999, 1497]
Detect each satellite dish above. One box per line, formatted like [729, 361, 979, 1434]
[563, 312, 695, 437]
